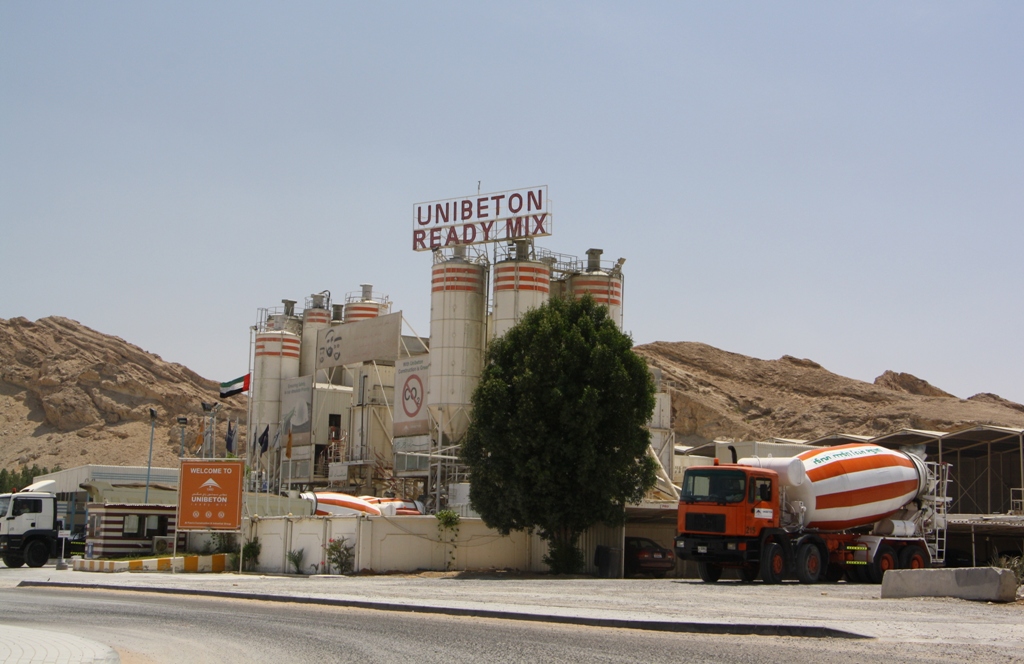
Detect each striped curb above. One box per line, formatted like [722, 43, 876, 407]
[71, 553, 229, 573]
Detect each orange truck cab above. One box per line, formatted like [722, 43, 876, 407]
[675, 463, 801, 582]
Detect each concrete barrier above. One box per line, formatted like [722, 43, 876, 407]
[72, 554, 229, 573]
[881, 567, 1019, 603]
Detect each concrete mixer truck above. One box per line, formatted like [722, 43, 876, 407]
[674, 443, 950, 584]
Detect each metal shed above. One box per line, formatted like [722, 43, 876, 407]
[870, 426, 1024, 515]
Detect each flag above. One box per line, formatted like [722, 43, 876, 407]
[271, 426, 281, 450]
[258, 426, 269, 455]
[193, 430, 204, 455]
[285, 429, 292, 459]
[219, 374, 250, 399]
[225, 421, 236, 454]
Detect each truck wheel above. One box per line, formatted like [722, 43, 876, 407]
[697, 561, 722, 583]
[3, 553, 25, 568]
[738, 562, 759, 583]
[24, 540, 50, 568]
[823, 564, 845, 583]
[796, 543, 822, 584]
[899, 545, 929, 569]
[845, 566, 866, 583]
[868, 544, 897, 584]
[761, 542, 785, 584]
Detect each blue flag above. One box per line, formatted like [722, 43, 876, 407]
[258, 426, 269, 455]
[225, 422, 236, 453]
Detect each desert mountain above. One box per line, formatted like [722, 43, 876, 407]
[635, 341, 1024, 446]
[3, 318, 1023, 473]
[0, 316, 245, 472]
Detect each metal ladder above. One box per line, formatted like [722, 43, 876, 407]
[925, 461, 952, 565]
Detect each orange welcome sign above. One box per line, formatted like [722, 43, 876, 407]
[177, 460, 244, 531]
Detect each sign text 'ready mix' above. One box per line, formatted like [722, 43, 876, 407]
[412, 186, 551, 251]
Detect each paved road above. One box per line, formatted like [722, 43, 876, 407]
[2, 586, 1019, 664]
[2, 564, 1023, 662]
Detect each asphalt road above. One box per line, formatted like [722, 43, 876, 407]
[2, 586, 1021, 664]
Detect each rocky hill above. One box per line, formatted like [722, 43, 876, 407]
[3, 318, 1023, 473]
[0, 317, 246, 472]
[635, 341, 1024, 446]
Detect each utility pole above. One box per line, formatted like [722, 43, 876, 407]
[177, 416, 188, 457]
[145, 408, 157, 503]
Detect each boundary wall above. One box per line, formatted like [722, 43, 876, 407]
[244, 515, 544, 575]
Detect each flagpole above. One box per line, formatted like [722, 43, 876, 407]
[246, 325, 255, 489]
[286, 429, 293, 498]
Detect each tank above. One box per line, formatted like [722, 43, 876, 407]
[300, 294, 331, 377]
[428, 257, 486, 441]
[344, 284, 391, 323]
[779, 444, 928, 531]
[252, 331, 301, 459]
[301, 492, 381, 517]
[492, 258, 550, 338]
[569, 249, 624, 328]
[265, 299, 303, 335]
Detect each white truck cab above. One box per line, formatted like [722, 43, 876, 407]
[0, 480, 58, 568]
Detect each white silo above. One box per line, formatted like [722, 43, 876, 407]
[265, 299, 303, 335]
[344, 284, 391, 323]
[300, 292, 331, 377]
[569, 248, 624, 328]
[492, 241, 550, 339]
[251, 330, 301, 463]
[428, 252, 487, 442]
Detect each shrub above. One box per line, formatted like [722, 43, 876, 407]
[325, 538, 354, 574]
[436, 510, 461, 571]
[212, 532, 236, 554]
[287, 548, 306, 574]
[241, 537, 261, 572]
[996, 555, 1024, 586]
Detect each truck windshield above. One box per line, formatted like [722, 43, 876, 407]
[682, 469, 747, 504]
[0, 496, 9, 518]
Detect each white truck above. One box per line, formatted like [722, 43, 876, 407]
[0, 480, 59, 568]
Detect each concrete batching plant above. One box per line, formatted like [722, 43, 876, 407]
[240, 184, 660, 514]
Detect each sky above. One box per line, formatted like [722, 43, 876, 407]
[2, 2, 1022, 404]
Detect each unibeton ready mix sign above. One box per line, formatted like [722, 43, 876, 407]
[177, 460, 244, 531]
[412, 185, 551, 251]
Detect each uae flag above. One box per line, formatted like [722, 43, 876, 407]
[220, 374, 250, 398]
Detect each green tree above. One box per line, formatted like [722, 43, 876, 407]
[461, 295, 658, 574]
[0, 465, 51, 492]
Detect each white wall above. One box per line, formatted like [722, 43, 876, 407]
[242, 515, 534, 574]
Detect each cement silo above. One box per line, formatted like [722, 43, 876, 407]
[428, 251, 487, 441]
[492, 241, 550, 339]
[569, 248, 624, 328]
[344, 284, 391, 323]
[251, 330, 301, 467]
[265, 299, 303, 335]
[300, 292, 331, 377]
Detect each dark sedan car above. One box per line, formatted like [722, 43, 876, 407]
[624, 536, 675, 577]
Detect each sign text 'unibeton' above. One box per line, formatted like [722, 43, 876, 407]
[412, 186, 551, 251]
